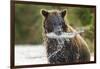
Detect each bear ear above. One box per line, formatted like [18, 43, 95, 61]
[41, 9, 49, 17]
[61, 10, 66, 18]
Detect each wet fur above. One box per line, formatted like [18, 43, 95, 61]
[41, 10, 90, 64]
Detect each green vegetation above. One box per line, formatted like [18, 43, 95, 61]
[15, 4, 95, 52]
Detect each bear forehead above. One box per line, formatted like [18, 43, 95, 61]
[47, 14, 63, 22]
[49, 11, 60, 16]
[48, 12, 62, 20]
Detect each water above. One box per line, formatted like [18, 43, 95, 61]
[46, 31, 77, 59]
[48, 38, 64, 59]
[15, 30, 92, 65]
[15, 45, 94, 65]
[15, 45, 48, 65]
[46, 31, 84, 60]
[15, 30, 94, 66]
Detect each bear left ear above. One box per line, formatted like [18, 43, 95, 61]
[61, 10, 66, 18]
[41, 9, 49, 17]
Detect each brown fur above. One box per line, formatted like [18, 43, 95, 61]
[41, 9, 90, 64]
[67, 24, 90, 62]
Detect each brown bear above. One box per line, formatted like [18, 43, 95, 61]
[41, 9, 90, 64]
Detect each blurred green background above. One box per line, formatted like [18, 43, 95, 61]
[15, 3, 95, 52]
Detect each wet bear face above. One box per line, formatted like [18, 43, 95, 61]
[41, 10, 67, 35]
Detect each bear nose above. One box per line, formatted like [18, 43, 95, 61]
[56, 26, 62, 31]
[53, 26, 62, 35]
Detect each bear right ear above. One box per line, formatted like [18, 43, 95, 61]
[41, 9, 49, 17]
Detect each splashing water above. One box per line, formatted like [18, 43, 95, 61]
[48, 38, 65, 59]
[46, 30, 84, 59]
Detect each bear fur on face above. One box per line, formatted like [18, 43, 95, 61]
[41, 9, 67, 34]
